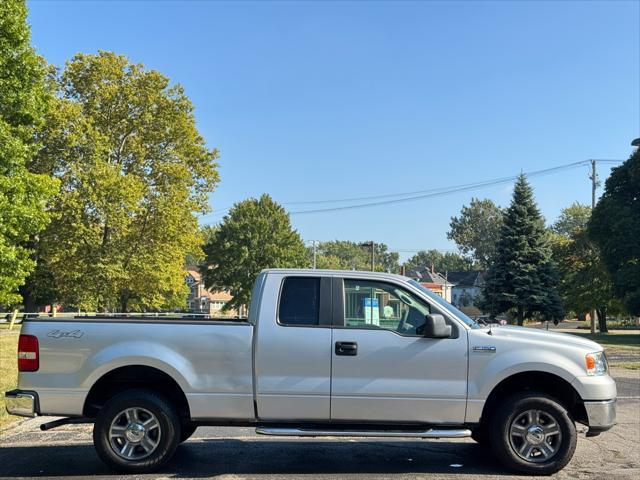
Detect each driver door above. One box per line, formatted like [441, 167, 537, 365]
[330, 276, 468, 423]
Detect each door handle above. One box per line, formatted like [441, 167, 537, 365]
[335, 341, 358, 356]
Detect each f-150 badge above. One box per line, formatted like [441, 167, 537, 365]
[473, 345, 496, 353]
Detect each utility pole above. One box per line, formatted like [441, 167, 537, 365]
[444, 270, 449, 303]
[312, 240, 317, 269]
[359, 241, 375, 271]
[588, 160, 598, 334]
[590, 160, 597, 210]
[371, 241, 375, 272]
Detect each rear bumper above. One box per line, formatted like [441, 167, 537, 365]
[5, 390, 39, 417]
[584, 399, 616, 435]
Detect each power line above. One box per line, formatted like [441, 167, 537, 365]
[392, 248, 460, 253]
[286, 158, 623, 206]
[289, 160, 612, 215]
[202, 158, 623, 220]
[202, 181, 474, 219]
[301, 242, 459, 254]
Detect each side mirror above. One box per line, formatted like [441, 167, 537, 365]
[424, 314, 452, 338]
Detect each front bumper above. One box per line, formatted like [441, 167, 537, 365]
[584, 399, 616, 435]
[5, 390, 39, 417]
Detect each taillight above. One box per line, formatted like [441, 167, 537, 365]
[18, 334, 39, 372]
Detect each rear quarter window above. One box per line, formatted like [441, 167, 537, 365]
[278, 277, 320, 326]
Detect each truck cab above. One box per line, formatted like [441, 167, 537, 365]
[252, 270, 470, 424]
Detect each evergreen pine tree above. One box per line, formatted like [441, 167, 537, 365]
[480, 174, 564, 325]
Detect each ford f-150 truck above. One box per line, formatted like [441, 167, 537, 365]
[6, 269, 616, 474]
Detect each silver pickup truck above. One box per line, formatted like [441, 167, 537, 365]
[6, 269, 616, 474]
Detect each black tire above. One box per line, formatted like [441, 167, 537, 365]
[489, 392, 577, 475]
[471, 426, 489, 446]
[180, 423, 197, 443]
[93, 389, 181, 473]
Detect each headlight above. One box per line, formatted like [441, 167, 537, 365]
[585, 351, 608, 376]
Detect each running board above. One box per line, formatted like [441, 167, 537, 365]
[255, 427, 471, 438]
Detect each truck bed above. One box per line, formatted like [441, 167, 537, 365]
[17, 317, 255, 420]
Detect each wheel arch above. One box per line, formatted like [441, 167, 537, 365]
[83, 365, 191, 420]
[479, 371, 588, 427]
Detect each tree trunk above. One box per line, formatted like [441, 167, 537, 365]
[22, 293, 37, 313]
[21, 274, 37, 312]
[119, 291, 130, 313]
[20, 236, 39, 313]
[517, 306, 524, 326]
[597, 308, 608, 333]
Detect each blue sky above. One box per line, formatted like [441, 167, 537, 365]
[28, 0, 639, 261]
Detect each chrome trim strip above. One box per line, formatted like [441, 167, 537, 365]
[255, 427, 472, 438]
[21, 318, 249, 325]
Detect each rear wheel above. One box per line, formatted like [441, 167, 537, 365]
[93, 389, 181, 473]
[489, 392, 577, 475]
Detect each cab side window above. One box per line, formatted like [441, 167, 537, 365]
[343, 279, 431, 335]
[278, 277, 320, 326]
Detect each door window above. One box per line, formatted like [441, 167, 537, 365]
[343, 279, 432, 335]
[278, 277, 321, 326]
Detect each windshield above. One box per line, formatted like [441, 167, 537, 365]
[408, 279, 480, 329]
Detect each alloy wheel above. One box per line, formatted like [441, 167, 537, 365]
[108, 407, 162, 460]
[509, 409, 562, 463]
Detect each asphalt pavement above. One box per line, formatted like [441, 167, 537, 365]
[0, 368, 638, 480]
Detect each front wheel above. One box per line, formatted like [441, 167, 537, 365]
[180, 423, 198, 443]
[489, 392, 577, 475]
[471, 426, 489, 446]
[93, 389, 181, 473]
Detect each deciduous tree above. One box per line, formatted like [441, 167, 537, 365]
[311, 240, 400, 272]
[27, 52, 219, 311]
[184, 225, 219, 266]
[448, 198, 503, 268]
[589, 149, 640, 315]
[403, 249, 474, 272]
[480, 175, 563, 325]
[0, 0, 58, 306]
[551, 202, 591, 237]
[550, 202, 620, 331]
[202, 195, 308, 310]
[314, 254, 346, 270]
[553, 230, 621, 332]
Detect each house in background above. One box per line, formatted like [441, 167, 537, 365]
[404, 265, 454, 303]
[447, 270, 487, 315]
[185, 266, 246, 317]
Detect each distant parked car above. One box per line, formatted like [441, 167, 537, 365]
[473, 314, 507, 326]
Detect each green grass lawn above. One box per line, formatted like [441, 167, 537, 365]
[611, 362, 640, 370]
[0, 329, 20, 429]
[566, 331, 640, 370]
[566, 331, 640, 350]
